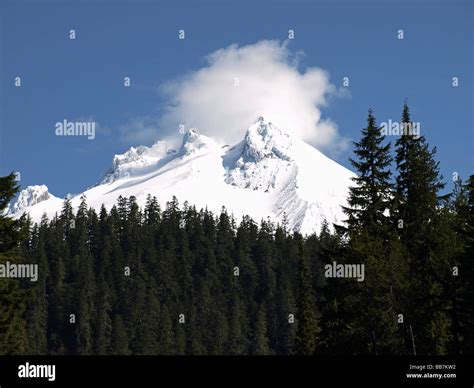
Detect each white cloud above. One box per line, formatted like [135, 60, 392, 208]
[125, 40, 349, 153]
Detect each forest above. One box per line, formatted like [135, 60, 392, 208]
[0, 103, 472, 355]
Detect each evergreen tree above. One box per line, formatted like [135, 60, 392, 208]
[0, 173, 28, 354]
[394, 102, 447, 354]
[295, 234, 317, 355]
[454, 176, 474, 353]
[339, 110, 405, 354]
[314, 222, 354, 354]
[343, 109, 393, 233]
[94, 280, 112, 354]
[274, 225, 297, 354]
[25, 221, 49, 354]
[72, 196, 96, 354]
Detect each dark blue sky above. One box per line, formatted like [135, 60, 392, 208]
[1, 0, 472, 197]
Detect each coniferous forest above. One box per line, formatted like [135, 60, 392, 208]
[1, 104, 473, 356]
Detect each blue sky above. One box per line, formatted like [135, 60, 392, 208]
[0, 0, 472, 198]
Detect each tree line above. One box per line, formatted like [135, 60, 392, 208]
[0, 102, 472, 355]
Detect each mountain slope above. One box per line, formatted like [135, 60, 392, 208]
[9, 118, 355, 234]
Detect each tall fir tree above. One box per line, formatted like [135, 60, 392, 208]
[394, 102, 448, 354]
[343, 109, 393, 233]
[454, 176, 474, 353]
[0, 173, 28, 354]
[24, 221, 49, 354]
[295, 234, 318, 355]
[341, 110, 405, 354]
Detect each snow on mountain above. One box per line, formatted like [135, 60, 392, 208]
[9, 118, 355, 235]
[9, 185, 62, 216]
[180, 128, 209, 156]
[225, 117, 294, 191]
[100, 141, 176, 184]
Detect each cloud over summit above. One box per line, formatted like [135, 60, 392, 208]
[127, 40, 348, 152]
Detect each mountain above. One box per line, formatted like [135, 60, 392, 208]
[9, 117, 355, 234]
[8, 184, 62, 215]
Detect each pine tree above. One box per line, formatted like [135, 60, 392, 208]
[274, 225, 297, 354]
[235, 216, 258, 323]
[72, 196, 96, 354]
[94, 280, 112, 354]
[314, 222, 354, 354]
[339, 110, 405, 354]
[455, 176, 474, 353]
[25, 222, 49, 354]
[295, 234, 317, 355]
[394, 102, 448, 354]
[214, 208, 235, 320]
[395, 102, 445, 242]
[343, 109, 393, 233]
[0, 173, 28, 354]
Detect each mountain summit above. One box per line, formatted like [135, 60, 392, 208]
[241, 117, 293, 163]
[10, 118, 354, 234]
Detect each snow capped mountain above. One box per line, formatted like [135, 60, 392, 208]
[100, 141, 176, 184]
[225, 117, 295, 191]
[9, 118, 355, 234]
[9, 185, 62, 215]
[180, 128, 209, 156]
